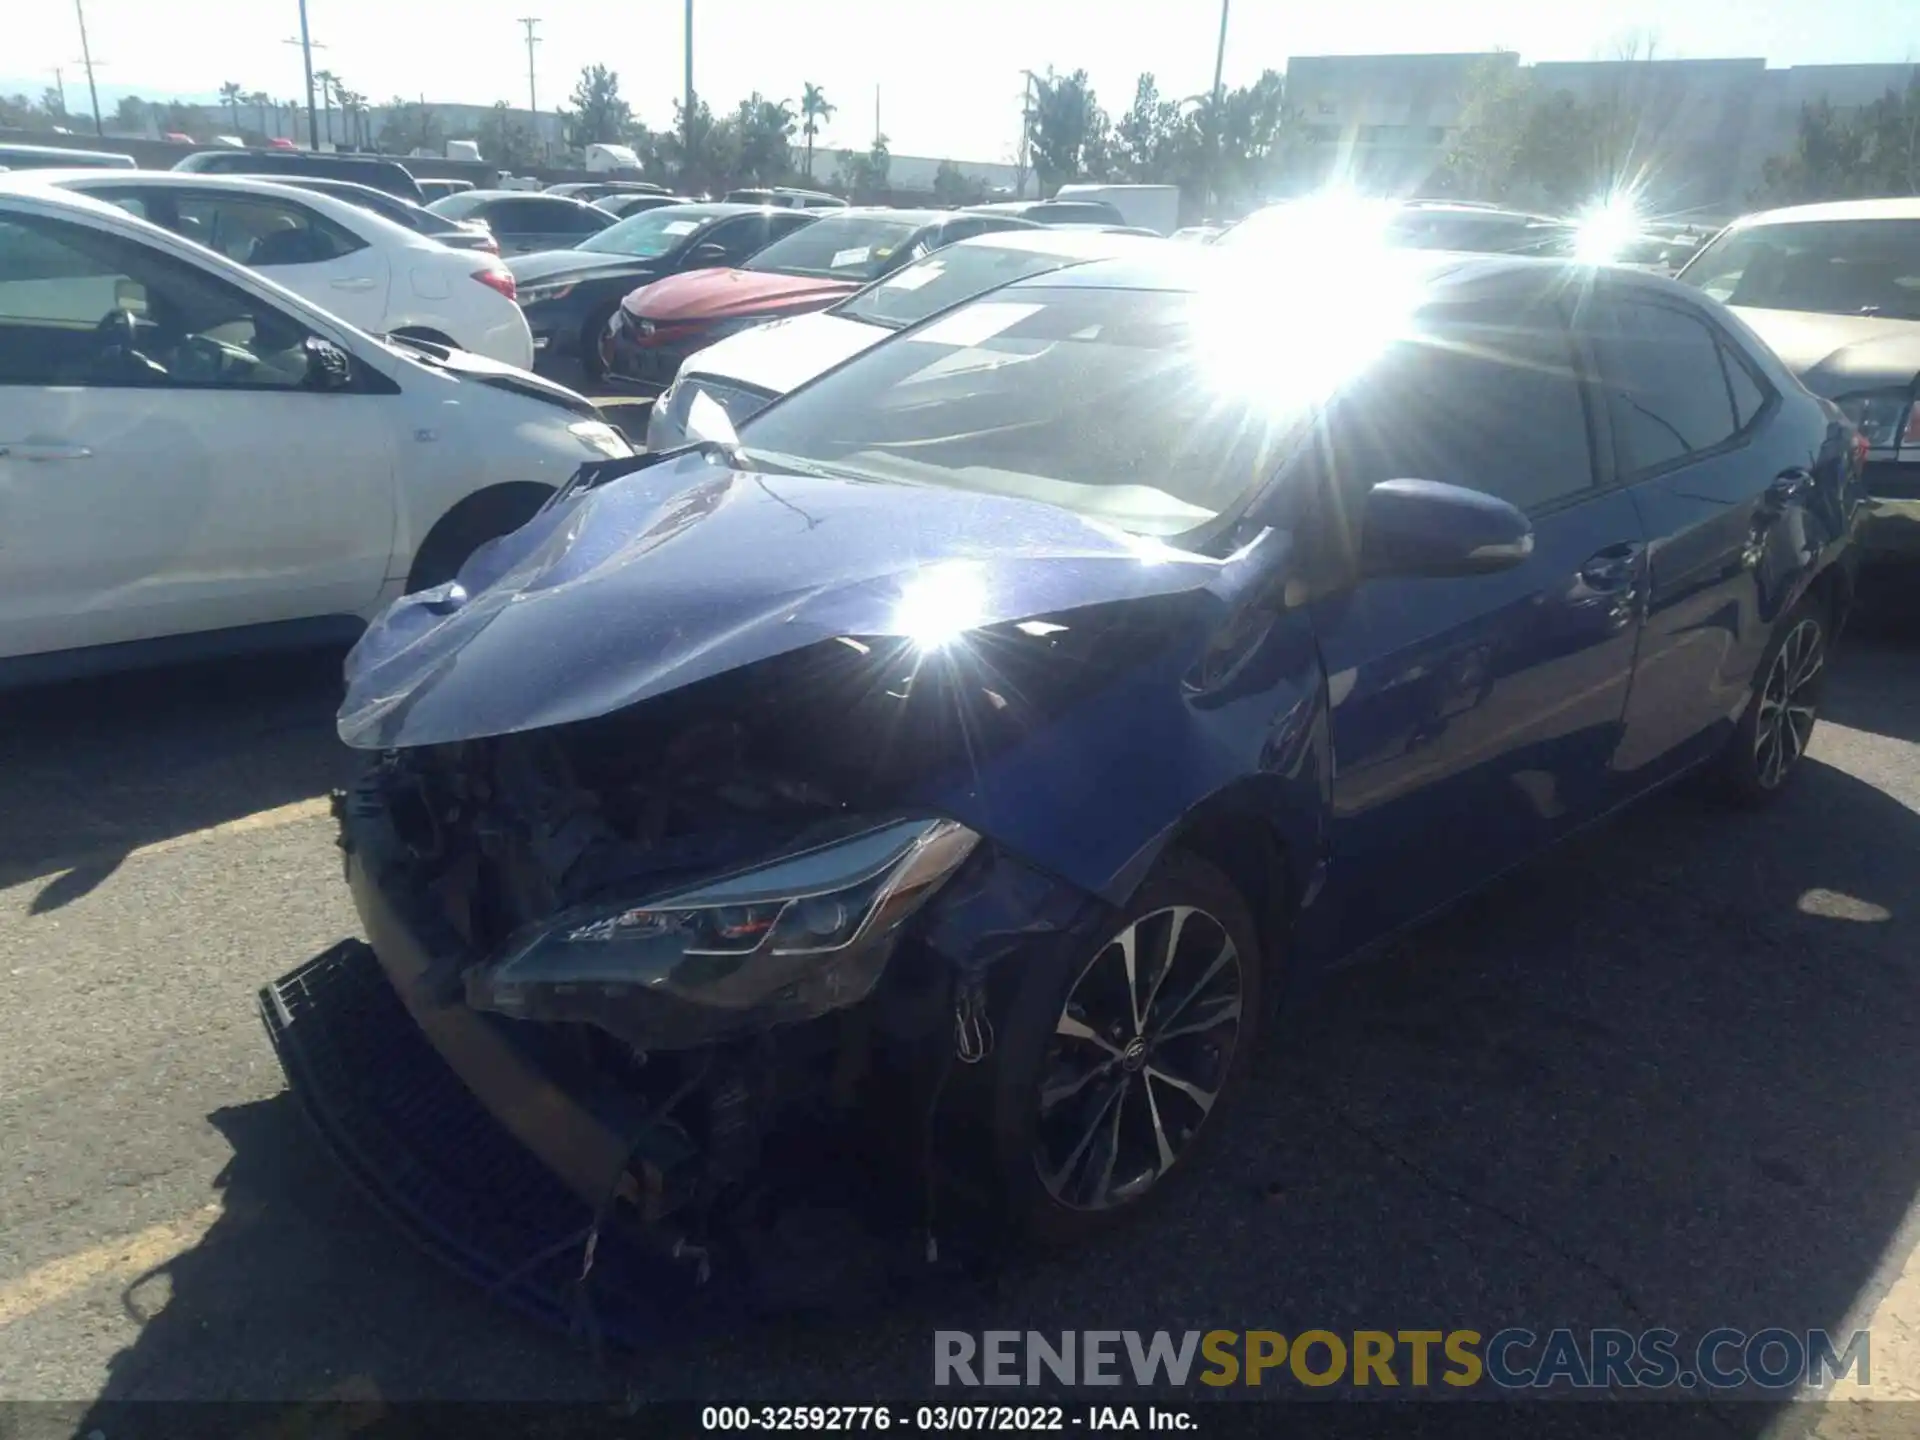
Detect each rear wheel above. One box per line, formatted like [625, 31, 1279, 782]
[981, 851, 1262, 1245]
[1712, 594, 1828, 803]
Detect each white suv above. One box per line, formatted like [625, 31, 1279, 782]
[0, 185, 630, 683]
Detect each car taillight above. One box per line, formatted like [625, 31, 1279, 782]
[473, 267, 516, 301]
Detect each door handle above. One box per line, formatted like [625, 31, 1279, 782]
[1578, 541, 1645, 590]
[329, 277, 377, 291]
[0, 441, 92, 461]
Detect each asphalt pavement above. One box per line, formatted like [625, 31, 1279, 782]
[3, 608, 1919, 1428]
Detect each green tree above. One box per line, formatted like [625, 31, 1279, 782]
[834, 133, 891, 202]
[1859, 75, 1920, 195]
[218, 81, 244, 135]
[1437, 53, 1533, 201]
[313, 70, 337, 147]
[1114, 73, 1191, 183]
[378, 98, 444, 156]
[731, 93, 796, 185]
[1025, 68, 1103, 194]
[1212, 68, 1300, 206]
[159, 101, 207, 138]
[113, 95, 148, 133]
[248, 91, 273, 140]
[475, 101, 539, 170]
[565, 64, 631, 148]
[800, 81, 835, 178]
[932, 158, 986, 205]
[664, 97, 742, 194]
[1761, 100, 1872, 203]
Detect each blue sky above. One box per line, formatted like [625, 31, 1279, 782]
[9, 0, 1916, 160]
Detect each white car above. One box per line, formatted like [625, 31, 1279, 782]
[19, 169, 534, 369]
[0, 185, 630, 682]
[645, 227, 1159, 450]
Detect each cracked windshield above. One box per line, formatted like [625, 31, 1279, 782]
[4, 0, 1919, 1430]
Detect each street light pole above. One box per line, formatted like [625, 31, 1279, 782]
[73, 0, 103, 137]
[295, 0, 319, 148]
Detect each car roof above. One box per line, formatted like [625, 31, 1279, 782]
[941, 226, 1166, 260]
[1019, 247, 1704, 303]
[454, 188, 609, 204]
[7, 167, 431, 245]
[1732, 196, 1920, 227]
[804, 206, 942, 225]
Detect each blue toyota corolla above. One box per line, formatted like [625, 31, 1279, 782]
[268, 248, 1860, 1318]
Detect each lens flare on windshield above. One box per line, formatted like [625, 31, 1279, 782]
[894, 561, 989, 652]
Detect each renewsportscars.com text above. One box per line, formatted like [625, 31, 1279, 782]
[933, 1328, 1871, 1392]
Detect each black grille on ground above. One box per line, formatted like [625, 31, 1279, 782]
[260, 940, 715, 1348]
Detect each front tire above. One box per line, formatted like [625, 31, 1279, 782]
[983, 850, 1262, 1245]
[1713, 594, 1828, 803]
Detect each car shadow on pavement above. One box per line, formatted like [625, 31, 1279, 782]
[56, 644, 1920, 1423]
[0, 649, 354, 911]
[1822, 622, 1920, 746]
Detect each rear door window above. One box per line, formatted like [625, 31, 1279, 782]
[161, 190, 365, 268]
[1583, 295, 1743, 476]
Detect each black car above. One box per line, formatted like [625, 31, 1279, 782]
[426, 189, 614, 256]
[546, 180, 671, 202]
[233, 174, 499, 252]
[173, 149, 424, 203]
[509, 203, 818, 377]
[594, 193, 692, 220]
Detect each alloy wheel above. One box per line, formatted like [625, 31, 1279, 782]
[1754, 617, 1823, 790]
[1035, 906, 1244, 1212]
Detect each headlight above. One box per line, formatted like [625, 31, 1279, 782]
[568, 419, 633, 458]
[519, 281, 575, 304]
[1835, 389, 1920, 454]
[467, 819, 980, 1047]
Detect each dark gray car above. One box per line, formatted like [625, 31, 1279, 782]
[426, 190, 614, 256]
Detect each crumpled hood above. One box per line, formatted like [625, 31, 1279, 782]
[509, 249, 662, 286]
[622, 267, 855, 323]
[338, 452, 1222, 750]
[1732, 306, 1920, 398]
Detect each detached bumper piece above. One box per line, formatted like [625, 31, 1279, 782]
[260, 939, 716, 1347]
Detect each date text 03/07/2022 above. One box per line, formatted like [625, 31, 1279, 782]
[701, 1405, 1196, 1431]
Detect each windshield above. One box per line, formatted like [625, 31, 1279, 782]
[743, 216, 922, 280]
[839, 243, 1092, 329]
[1680, 219, 1920, 320]
[737, 285, 1306, 538]
[578, 207, 717, 258]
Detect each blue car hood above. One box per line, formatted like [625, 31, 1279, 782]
[339, 452, 1224, 749]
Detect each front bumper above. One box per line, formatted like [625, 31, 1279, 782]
[604, 322, 702, 390]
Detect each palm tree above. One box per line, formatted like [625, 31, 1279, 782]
[219, 81, 243, 135]
[247, 90, 272, 139]
[800, 82, 835, 178]
[314, 70, 336, 147]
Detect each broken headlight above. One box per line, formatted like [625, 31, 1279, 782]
[469, 818, 979, 1046]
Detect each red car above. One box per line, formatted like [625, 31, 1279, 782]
[603, 206, 1037, 388]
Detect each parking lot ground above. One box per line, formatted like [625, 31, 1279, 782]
[1, 622, 1918, 1429]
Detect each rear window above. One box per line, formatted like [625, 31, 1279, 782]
[1030, 202, 1125, 226]
[1681, 219, 1920, 320]
[838, 242, 1089, 328]
[742, 215, 922, 280]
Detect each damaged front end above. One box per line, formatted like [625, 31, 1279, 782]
[263, 453, 1264, 1327]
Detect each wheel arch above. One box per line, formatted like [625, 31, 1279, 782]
[405, 480, 556, 593]
[1151, 785, 1308, 992]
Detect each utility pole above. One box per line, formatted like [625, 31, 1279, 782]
[282, 0, 322, 148]
[73, 0, 103, 136]
[1205, 0, 1230, 215]
[874, 85, 880, 145]
[518, 17, 540, 116]
[682, 0, 694, 146]
[53, 68, 67, 114]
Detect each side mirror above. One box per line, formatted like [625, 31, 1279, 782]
[1362, 478, 1533, 579]
[687, 242, 730, 267]
[302, 335, 354, 391]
